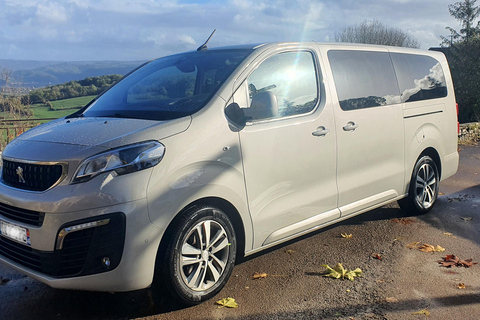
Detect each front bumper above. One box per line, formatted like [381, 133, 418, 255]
[0, 197, 164, 292]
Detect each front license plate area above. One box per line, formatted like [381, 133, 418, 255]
[0, 220, 30, 246]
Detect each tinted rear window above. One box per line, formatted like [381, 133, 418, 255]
[390, 53, 447, 103]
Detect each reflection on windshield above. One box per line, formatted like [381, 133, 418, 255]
[82, 49, 253, 121]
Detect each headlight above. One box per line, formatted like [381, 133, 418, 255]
[73, 141, 165, 183]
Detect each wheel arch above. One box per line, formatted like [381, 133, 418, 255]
[154, 196, 246, 275]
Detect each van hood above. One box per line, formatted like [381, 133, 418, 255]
[15, 116, 191, 148]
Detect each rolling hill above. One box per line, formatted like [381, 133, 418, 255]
[0, 59, 146, 88]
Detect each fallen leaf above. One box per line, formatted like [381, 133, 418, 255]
[341, 233, 353, 239]
[285, 249, 295, 255]
[461, 217, 473, 221]
[408, 242, 445, 252]
[443, 232, 453, 236]
[418, 244, 436, 252]
[251, 272, 268, 280]
[323, 263, 362, 281]
[457, 283, 466, 289]
[412, 308, 430, 316]
[406, 241, 421, 249]
[438, 255, 478, 268]
[439, 192, 445, 195]
[460, 258, 478, 268]
[216, 297, 238, 308]
[386, 297, 399, 303]
[371, 253, 382, 260]
[345, 268, 362, 281]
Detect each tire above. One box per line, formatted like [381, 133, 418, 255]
[398, 155, 439, 214]
[161, 205, 237, 305]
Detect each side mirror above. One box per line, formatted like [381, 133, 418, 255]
[225, 103, 246, 128]
[249, 91, 278, 120]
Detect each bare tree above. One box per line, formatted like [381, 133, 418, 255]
[334, 20, 420, 48]
[0, 66, 32, 119]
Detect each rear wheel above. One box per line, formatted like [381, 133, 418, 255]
[398, 155, 439, 214]
[161, 205, 236, 305]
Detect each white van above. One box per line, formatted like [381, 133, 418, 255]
[0, 42, 458, 304]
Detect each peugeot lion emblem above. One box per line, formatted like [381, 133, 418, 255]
[16, 166, 26, 184]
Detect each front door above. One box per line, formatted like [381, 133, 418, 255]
[235, 49, 339, 248]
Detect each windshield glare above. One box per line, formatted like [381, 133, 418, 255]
[82, 49, 253, 121]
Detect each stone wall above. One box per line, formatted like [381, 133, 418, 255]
[459, 122, 480, 144]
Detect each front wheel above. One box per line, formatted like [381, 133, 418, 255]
[398, 155, 439, 214]
[161, 205, 237, 305]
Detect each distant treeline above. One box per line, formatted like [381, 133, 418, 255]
[25, 74, 123, 104]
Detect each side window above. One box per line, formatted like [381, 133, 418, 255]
[390, 53, 447, 103]
[328, 50, 400, 111]
[245, 51, 318, 121]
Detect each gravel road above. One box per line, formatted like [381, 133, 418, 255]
[1, 145, 479, 320]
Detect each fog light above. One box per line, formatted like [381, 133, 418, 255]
[102, 257, 111, 267]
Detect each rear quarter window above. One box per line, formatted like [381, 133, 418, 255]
[390, 53, 447, 103]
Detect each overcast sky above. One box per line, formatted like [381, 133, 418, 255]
[0, 0, 462, 61]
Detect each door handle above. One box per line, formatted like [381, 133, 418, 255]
[343, 121, 358, 132]
[312, 126, 330, 137]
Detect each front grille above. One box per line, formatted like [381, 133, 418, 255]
[0, 202, 44, 226]
[1, 159, 65, 192]
[0, 213, 126, 278]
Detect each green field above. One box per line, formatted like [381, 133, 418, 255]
[30, 95, 96, 119]
[0, 95, 98, 149]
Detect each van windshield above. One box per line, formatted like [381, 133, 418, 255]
[81, 49, 253, 121]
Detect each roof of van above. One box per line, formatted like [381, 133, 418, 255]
[207, 42, 440, 55]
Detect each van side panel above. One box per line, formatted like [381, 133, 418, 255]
[390, 49, 459, 189]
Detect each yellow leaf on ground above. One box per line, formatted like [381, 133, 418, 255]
[413, 243, 446, 252]
[285, 249, 295, 255]
[418, 244, 435, 252]
[412, 308, 430, 316]
[323, 263, 361, 281]
[341, 233, 353, 238]
[443, 232, 453, 236]
[251, 272, 268, 280]
[216, 297, 239, 308]
[457, 283, 466, 289]
[406, 241, 421, 249]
